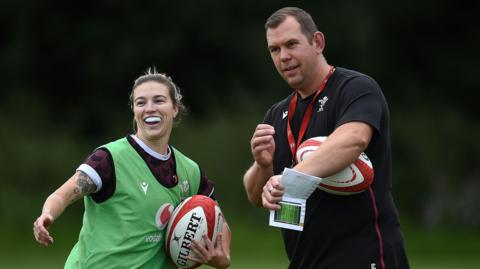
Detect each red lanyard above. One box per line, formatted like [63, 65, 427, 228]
[287, 66, 335, 165]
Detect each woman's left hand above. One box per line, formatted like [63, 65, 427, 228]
[188, 233, 230, 269]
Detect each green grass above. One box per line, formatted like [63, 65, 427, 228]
[3, 220, 480, 269]
[403, 224, 480, 269]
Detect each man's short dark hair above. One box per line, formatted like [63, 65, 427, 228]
[265, 7, 318, 42]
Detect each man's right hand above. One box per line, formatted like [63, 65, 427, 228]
[251, 124, 275, 168]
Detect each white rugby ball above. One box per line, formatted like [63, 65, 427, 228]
[296, 136, 374, 195]
[165, 195, 224, 268]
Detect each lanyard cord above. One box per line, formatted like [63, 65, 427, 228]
[287, 66, 335, 165]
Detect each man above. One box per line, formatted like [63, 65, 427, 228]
[243, 7, 409, 269]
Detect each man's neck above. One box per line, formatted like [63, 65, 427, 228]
[296, 64, 332, 98]
[296, 88, 316, 99]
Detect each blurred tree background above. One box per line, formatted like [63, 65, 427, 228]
[1, 0, 479, 268]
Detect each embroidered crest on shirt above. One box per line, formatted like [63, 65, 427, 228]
[181, 180, 189, 196]
[317, 96, 329, 112]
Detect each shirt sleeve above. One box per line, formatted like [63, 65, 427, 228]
[196, 169, 216, 200]
[77, 148, 116, 201]
[77, 163, 102, 192]
[335, 75, 384, 133]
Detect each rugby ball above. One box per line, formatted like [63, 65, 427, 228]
[165, 195, 224, 268]
[296, 136, 374, 195]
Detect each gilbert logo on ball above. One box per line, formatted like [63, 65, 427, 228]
[296, 136, 374, 195]
[165, 195, 224, 268]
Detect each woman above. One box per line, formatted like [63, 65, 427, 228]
[33, 68, 231, 268]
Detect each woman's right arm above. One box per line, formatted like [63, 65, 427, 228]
[33, 170, 97, 246]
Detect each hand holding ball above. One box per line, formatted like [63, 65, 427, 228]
[165, 195, 224, 268]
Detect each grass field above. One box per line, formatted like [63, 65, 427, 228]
[3, 219, 480, 268]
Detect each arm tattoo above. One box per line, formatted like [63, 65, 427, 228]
[73, 171, 96, 197]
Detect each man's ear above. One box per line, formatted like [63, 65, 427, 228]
[312, 31, 325, 54]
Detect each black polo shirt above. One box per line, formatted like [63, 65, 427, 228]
[263, 67, 409, 269]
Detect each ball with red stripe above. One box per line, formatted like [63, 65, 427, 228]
[165, 195, 224, 268]
[296, 136, 374, 195]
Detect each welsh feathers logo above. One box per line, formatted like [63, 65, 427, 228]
[317, 96, 329, 112]
[156, 203, 174, 230]
[181, 180, 189, 194]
